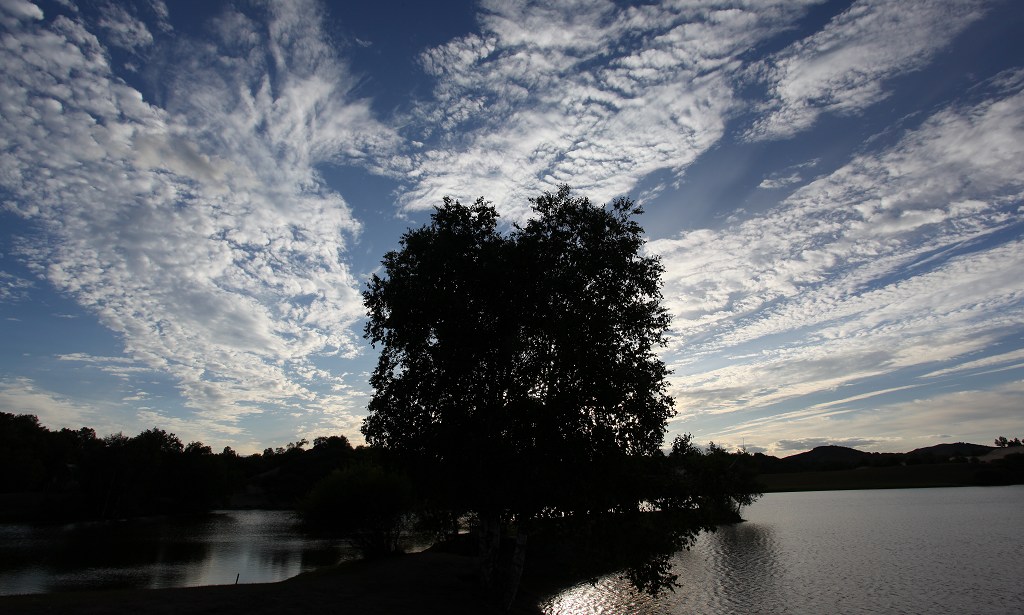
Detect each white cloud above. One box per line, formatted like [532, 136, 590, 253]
[922, 348, 1024, 379]
[709, 380, 1024, 456]
[0, 376, 102, 432]
[0, 0, 42, 27]
[758, 173, 802, 190]
[652, 75, 1024, 420]
[393, 0, 820, 219]
[96, 3, 153, 51]
[2, 0, 1021, 454]
[0, 271, 34, 302]
[58, 352, 157, 380]
[0, 1, 394, 435]
[748, 0, 988, 140]
[773, 436, 884, 452]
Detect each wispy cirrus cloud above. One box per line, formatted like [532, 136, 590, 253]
[58, 352, 156, 381]
[0, 1, 394, 434]
[746, 0, 988, 141]
[774, 436, 885, 452]
[921, 348, 1024, 379]
[709, 380, 1024, 455]
[391, 0, 820, 219]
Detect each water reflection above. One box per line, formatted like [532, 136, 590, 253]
[545, 522, 786, 615]
[544, 486, 1024, 614]
[681, 522, 788, 614]
[0, 510, 357, 596]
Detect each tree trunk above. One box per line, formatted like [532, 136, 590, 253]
[502, 527, 528, 612]
[478, 511, 502, 591]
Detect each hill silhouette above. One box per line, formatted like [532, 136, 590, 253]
[754, 441, 1022, 492]
[907, 442, 995, 458]
[781, 445, 873, 467]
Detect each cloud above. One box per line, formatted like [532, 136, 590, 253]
[96, 3, 153, 51]
[651, 73, 1024, 418]
[738, 381, 1024, 455]
[0, 1, 394, 434]
[0, 0, 42, 27]
[922, 348, 1024, 379]
[0, 271, 34, 302]
[758, 173, 802, 190]
[759, 159, 821, 190]
[774, 437, 882, 452]
[391, 0, 820, 219]
[747, 0, 988, 141]
[58, 352, 157, 380]
[0, 376, 101, 432]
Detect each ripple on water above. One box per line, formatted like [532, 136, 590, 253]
[541, 486, 1024, 615]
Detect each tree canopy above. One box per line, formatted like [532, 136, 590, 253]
[361, 186, 682, 603]
[362, 186, 674, 517]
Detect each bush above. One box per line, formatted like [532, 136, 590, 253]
[300, 464, 414, 557]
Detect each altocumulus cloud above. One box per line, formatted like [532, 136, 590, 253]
[652, 70, 1024, 436]
[0, 1, 396, 434]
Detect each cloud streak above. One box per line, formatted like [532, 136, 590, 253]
[391, 0, 820, 219]
[652, 72, 1024, 426]
[747, 0, 988, 140]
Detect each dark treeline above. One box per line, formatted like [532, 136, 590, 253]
[0, 411, 761, 546]
[0, 412, 360, 523]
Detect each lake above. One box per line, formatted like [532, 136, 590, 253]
[543, 485, 1024, 614]
[3, 487, 1022, 610]
[0, 510, 358, 595]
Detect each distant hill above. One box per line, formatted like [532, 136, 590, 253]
[772, 445, 902, 472]
[753, 441, 1024, 492]
[908, 442, 995, 459]
[783, 445, 870, 465]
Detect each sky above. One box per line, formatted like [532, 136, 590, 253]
[1, 0, 1022, 456]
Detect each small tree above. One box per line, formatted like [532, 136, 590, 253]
[669, 436, 762, 524]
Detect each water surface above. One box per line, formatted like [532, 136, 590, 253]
[0, 510, 356, 595]
[544, 486, 1024, 614]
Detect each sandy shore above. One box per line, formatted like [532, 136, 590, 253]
[0, 551, 547, 615]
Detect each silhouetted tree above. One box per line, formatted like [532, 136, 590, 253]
[0, 413, 52, 493]
[668, 435, 762, 523]
[362, 186, 677, 605]
[995, 436, 1022, 447]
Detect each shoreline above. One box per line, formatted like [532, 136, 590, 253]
[756, 462, 1022, 493]
[0, 551, 546, 615]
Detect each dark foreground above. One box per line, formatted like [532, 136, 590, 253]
[0, 551, 545, 615]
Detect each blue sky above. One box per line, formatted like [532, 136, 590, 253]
[1, 0, 1022, 455]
